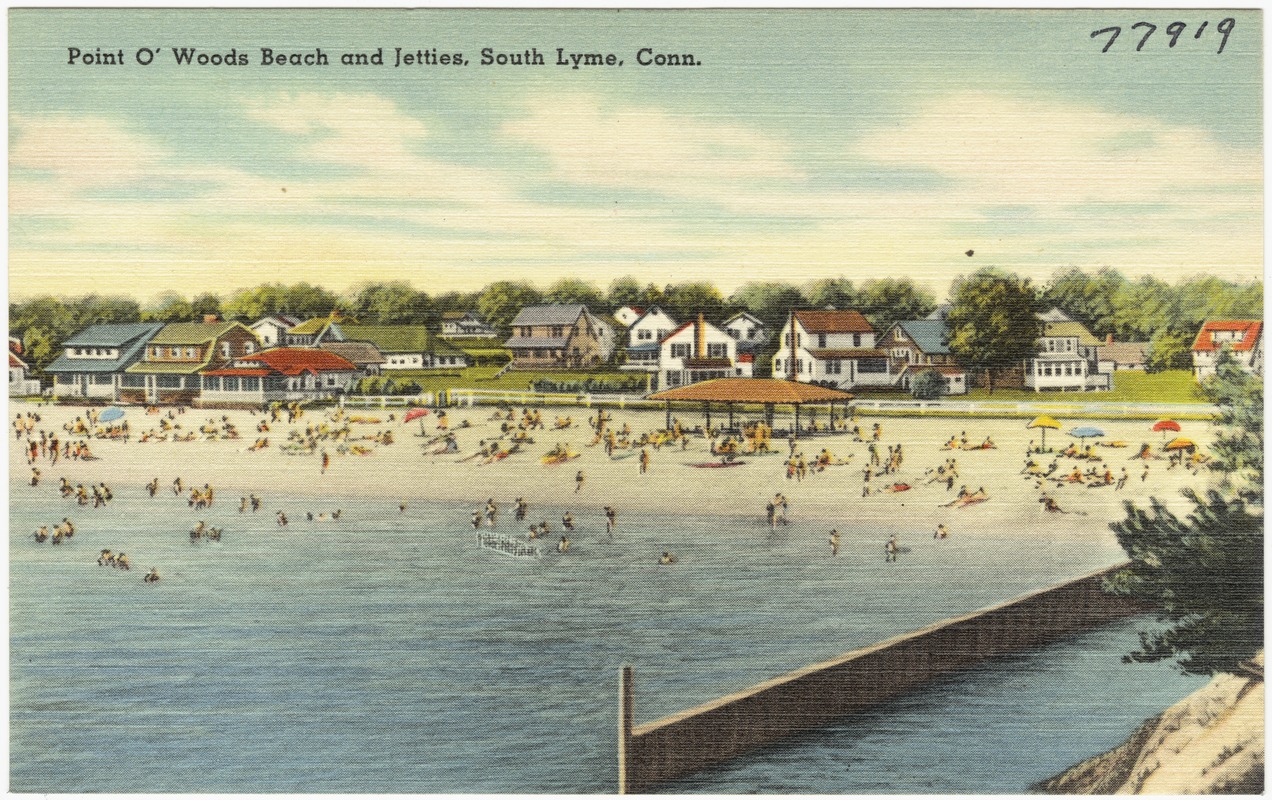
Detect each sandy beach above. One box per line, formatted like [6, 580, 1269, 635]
[10, 399, 1218, 546]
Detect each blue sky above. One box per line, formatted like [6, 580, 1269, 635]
[8, 8, 1263, 303]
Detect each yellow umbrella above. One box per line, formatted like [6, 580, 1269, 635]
[1027, 415, 1062, 452]
[1164, 437, 1197, 451]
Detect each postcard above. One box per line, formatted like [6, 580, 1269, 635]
[8, 7, 1263, 794]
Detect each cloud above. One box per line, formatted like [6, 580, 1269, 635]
[503, 92, 804, 199]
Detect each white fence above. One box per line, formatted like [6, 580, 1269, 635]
[341, 389, 1216, 420]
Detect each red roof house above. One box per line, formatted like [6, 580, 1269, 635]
[1192, 320, 1263, 381]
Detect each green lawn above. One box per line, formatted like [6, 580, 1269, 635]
[963, 370, 1202, 404]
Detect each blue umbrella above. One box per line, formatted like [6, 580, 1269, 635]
[1070, 425, 1104, 444]
[99, 407, 125, 422]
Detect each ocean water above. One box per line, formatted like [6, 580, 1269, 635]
[10, 485, 1205, 793]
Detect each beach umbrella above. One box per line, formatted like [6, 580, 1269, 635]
[99, 407, 125, 423]
[1027, 415, 1061, 451]
[1164, 437, 1196, 451]
[1070, 426, 1105, 445]
[1152, 419, 1181, 440]
[403, 408, 430, 424]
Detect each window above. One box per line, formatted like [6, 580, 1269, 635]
[223, 376, 240, 392]
[707, 343, 728, 359]
[75, 348, 84, 356]
[243, 377, 260, 391]
[668, 372, 682, 387]
[244, 342, 256, 354]
[818, 334, 827, 348]
[170, 347, 181, 358]
[796, 359, 804, 373]
[551, 326, 564, 337]
[826, 359, 842, 375]
[638, 329, 651, 340]
[92, 373, 112, 384]
[185, 347, 196, 358]
[894, 329, 903, 341]
[671, 343, 690, 358]
[221, 342, 231, 358]
[152, 347, 161, 357]
[157, 375, 184, 389]
[858, 358, 887, 374]
[853, 334, 861, 347]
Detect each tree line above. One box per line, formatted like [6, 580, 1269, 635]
[9, 268, 1262, 376]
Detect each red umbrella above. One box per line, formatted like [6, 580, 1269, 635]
[403, 408, 430, 423]
[1151, 420, 1181, 433]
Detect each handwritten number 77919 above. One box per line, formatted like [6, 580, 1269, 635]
[1092, 18, 1234, 54]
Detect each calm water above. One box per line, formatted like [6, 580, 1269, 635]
[10, 485, 1204, 793]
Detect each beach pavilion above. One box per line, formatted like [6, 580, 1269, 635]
[647, 378, 854, 437]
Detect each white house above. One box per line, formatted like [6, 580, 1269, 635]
[613, 305, 647, 328]
[621, 306, 677, 375]
[723, 312, 768, 355]
[1192, 320, 1263, 381]
[250, 314, 301, 348]
[440, 311, 496, 338]
[659, 315, 739, 389]
[1023, 315, 1111, 392]
[9, 351, 41, 396]
[200, 348, 360, 405]
[771, 310, 889, 390]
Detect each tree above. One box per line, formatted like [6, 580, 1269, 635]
[543, 278, 603, 308]
[142, 292, 194, 323]
[1041, 267, 1127, 340]
[661, 282, 724, 323]
[349, 281, 431, 325]
[857, 278, 937, 335]
[727, 281, 806, 331]
[190, 293, 223, 321]
[1106, 351, 1264, 676]
[605, 276, 645, 309]
[477, 281, 542, 335]
[945, 269, 1042, 394]
[1145, 329, 1195, 373]
[805, 277, 858, 312]
[909, 370, 947, 400]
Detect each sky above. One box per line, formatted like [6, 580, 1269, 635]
[8, 8, 1264, 305]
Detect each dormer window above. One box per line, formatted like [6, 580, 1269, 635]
[221, 342, 231, 358]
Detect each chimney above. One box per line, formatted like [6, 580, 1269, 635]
[696, 313, 706, 359]
[203, 314, 219, 324]
[1106, 333, 1113, 345]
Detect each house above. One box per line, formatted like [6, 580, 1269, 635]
[620, 306, 677, 375]
[504, 304, 615, 369]
[284, 315, 341, 347]
[659, 315, 739, 389]
[319, 341, 386, 376]
[249, 314, 302, 348]
[613, 306, 646, 328]
[440, 311, 496, 339]
[771, 310, 890, 390]
[723, 312, 768, 354]
[1192, 320, 1263, 381]
[9, 348, 41, 397]
[1099, 336, 1149, 371]
[880, 320, 967, 395]
[122, 320, 260, 404]
[337, 324, 469, 370]
[1023, 314, 1111, 392]
[43, 322, 163, 400]
[200, 348, 360, 405]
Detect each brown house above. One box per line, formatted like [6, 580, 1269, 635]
[503, 304, 615, 370]
[122, 319, 261, 405]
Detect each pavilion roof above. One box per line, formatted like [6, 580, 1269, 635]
[648, 378, 853, 404]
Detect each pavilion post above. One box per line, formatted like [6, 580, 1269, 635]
[794, 404, 800, 439]
[703, 402, 711, 432]
[665, 401, 672, 430]
[728, 404, 734, 430]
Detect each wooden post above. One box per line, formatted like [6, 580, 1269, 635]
[618, 665, 634, 794]
[665, 401, 671, 431]
[794, 404, 800, 439]
[704, 401, 711, 431]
